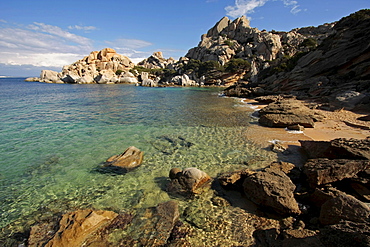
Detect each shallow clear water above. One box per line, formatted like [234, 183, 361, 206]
[0, 78, 274, 229]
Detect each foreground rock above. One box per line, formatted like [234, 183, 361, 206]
[300, 137, 370, 160]
[303, 158, 370, 188]
[320, 221, 370, 247]
[243, 167, 301, 215]
[28, 209, 119, 247]
[319, 192, 370, 225]
[103, 146, 144, 173]
[258, 99, 323, 128]
[167, 167, 211, 196]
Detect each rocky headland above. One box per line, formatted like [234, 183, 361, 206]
[12, 9, 370, 247]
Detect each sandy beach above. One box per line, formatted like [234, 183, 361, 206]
[241, 98, 370, 166]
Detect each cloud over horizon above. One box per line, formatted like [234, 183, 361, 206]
[225, 0, 301, 18]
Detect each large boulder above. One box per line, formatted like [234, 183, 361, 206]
[243, 167, 301, 215]
[167, 167, 211, 196]
[300, 137, 370, 160]
[103, 146, 144, 173]
[43, 209, 118, 247]
[320, 221, 370, 247]
[39, 70, 62, 83]
[258, 99, 323, 128]
[303, 158, 370, 188]
[319, 193, 370, 225]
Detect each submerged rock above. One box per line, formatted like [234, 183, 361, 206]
[42, 209, 118, 247]
[103, 146, 144, 173]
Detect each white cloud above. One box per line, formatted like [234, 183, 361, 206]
[225, 0, 301, 18]
[0, 22, 94, 69]
[225, 0, 269, 18]
[68, 25, 97, 31]
[28, 22, 93, 47]
[282, 0, 301, 14]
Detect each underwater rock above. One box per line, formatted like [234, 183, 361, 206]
[151, 136, 194, 155]
[124, 200, 180, 246]
[104, 146, 143, 172]
[43, 209, 118, 247]
[243, 168, 301, 215]
[167, 167, 211, 196]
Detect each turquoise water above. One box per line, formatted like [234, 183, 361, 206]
[0, 78, 274, 230]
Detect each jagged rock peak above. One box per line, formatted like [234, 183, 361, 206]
[206, 16, 250, 38]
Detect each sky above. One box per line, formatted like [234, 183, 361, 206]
[0, 0, 368, 77]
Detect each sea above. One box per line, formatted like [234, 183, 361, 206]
[0, 78, 275, 232]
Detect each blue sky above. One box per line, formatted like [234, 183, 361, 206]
[0, 0, 368, 76]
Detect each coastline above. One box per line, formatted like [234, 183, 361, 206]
[240, 98, 370, 166]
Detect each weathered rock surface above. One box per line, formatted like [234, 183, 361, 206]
[137, 51, 176, 69]
[320, 221, 370, 247]
[319, 193, 370, 225]
[44, 209, 118, 247]
[258, 99, 323, 128]
[38, 48, 135, 84]
[103, 146, 144, 172]
[303, 158, 370, 188]
[125, 200, 180, 246]
[300, 137, 370, 160]
[167, 167, 211, 195]
[243, 167, 301, 215]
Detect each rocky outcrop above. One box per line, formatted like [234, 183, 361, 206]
[186, 15, 334, 80]
[137, 51, 176, 69]
[303, 158, 370, 188]
[38, 48, 136, 84]
[300, 137, 370, 160]
[258, 99, 324, 128]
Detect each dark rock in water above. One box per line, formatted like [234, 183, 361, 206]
[127, 200, 180, 246]
[303, 158, 370, 188]
[167, 167, 211, 196]
[103, 146, 143, 173]
[151, 135, 194, 155]
[300, 137, 370, 160]
[258, 99, 323, 128]
[319, 193, 370, 225]
[320, 221, 370, 247]
[243, 167, 301, 215]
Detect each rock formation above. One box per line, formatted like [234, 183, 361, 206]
[102, 146, 144, 174]
[167, 167, 211, 196]
[37, 48, 136, 84]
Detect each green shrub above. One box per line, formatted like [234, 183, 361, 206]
[300, 38, 317, 48]
[115, 69, 123, 75]
[224, 58, 251, 73]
